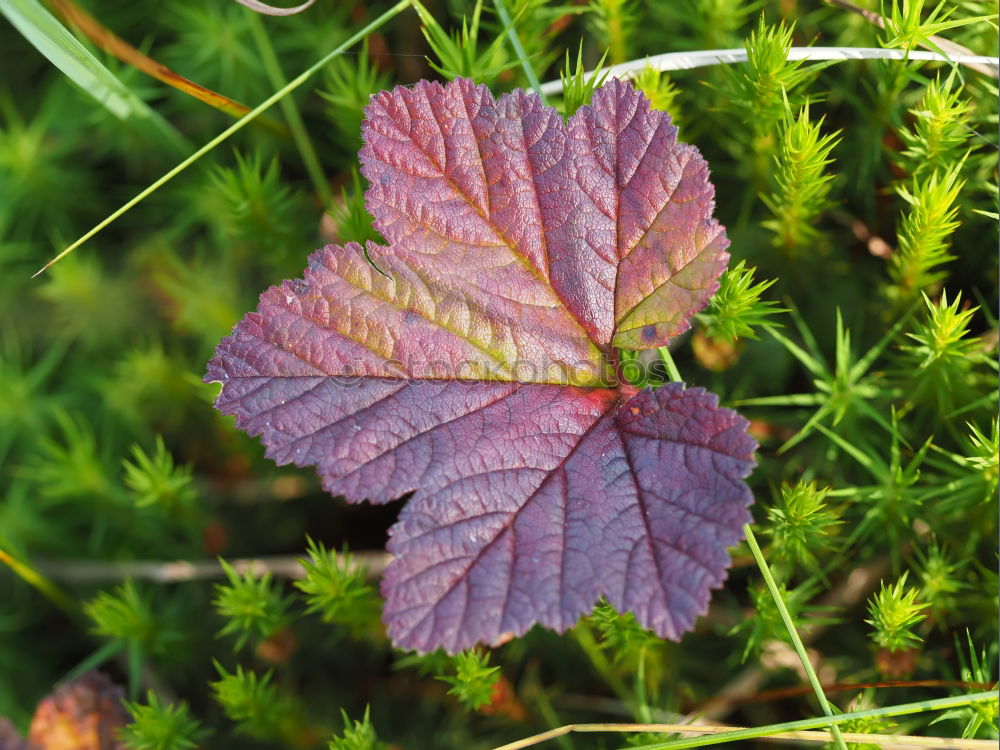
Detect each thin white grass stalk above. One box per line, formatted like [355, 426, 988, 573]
[744, 524, 848, 750]
[491, 691, 999, 750]
[538, 47, 999, 95]
[492, 0, 547, 103]
[33, 0, 412, 277]
[32, 551, 391, 583]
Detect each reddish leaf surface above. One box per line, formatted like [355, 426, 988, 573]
[207, 78, 755, 653]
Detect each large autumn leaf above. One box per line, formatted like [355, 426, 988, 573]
[206, 77, 756, 653]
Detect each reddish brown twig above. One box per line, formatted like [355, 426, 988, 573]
[47, 0, 289, 132]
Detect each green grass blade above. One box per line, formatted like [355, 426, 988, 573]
[0, 543, 77, 616]
[848, 302, 916, 381]
[60, 640, 125, 684]
[777, 403, 835, 453]
[734, 393, 824, 407]
[814, 422, 887, 478]
[492, 0, 546, 103]
[622, 691, 998, 749]
[33, 0, 413, 277]
[657, 346, 683, 383]
[743, 524, 848, 750]
[766, 325, 828, 379]
[247, 11, 332, 206]
[0, 0, 182, 151]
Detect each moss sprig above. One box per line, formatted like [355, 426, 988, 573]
[888, 162, 965, 302]
[294, 539, 379, 636]
[696, 260, 784, 343]
[120, 691, 208, 750]
[210, 663, 302, 743]
[213, 559, 294, 651]
[328, 707, 387, 750]
[897, 72, 973, 178]
[436, 649, 501, 711]
[761, 101, 842, 254]
[865, 573, 926, 651]
[766, 480, 841, 571]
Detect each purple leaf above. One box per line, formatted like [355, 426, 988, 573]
[206, 78, 755, 653]
[382, 384, 754, 652]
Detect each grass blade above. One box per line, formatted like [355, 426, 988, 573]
[492, 0, 547, 102]
[247, 11, 331, 205]
[233, 0, 315, 15]
[744, 524, 848, 750]
[0, 544, 77, 616]
[0, 0, 183, 150]
[537, 48, 998, 96]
